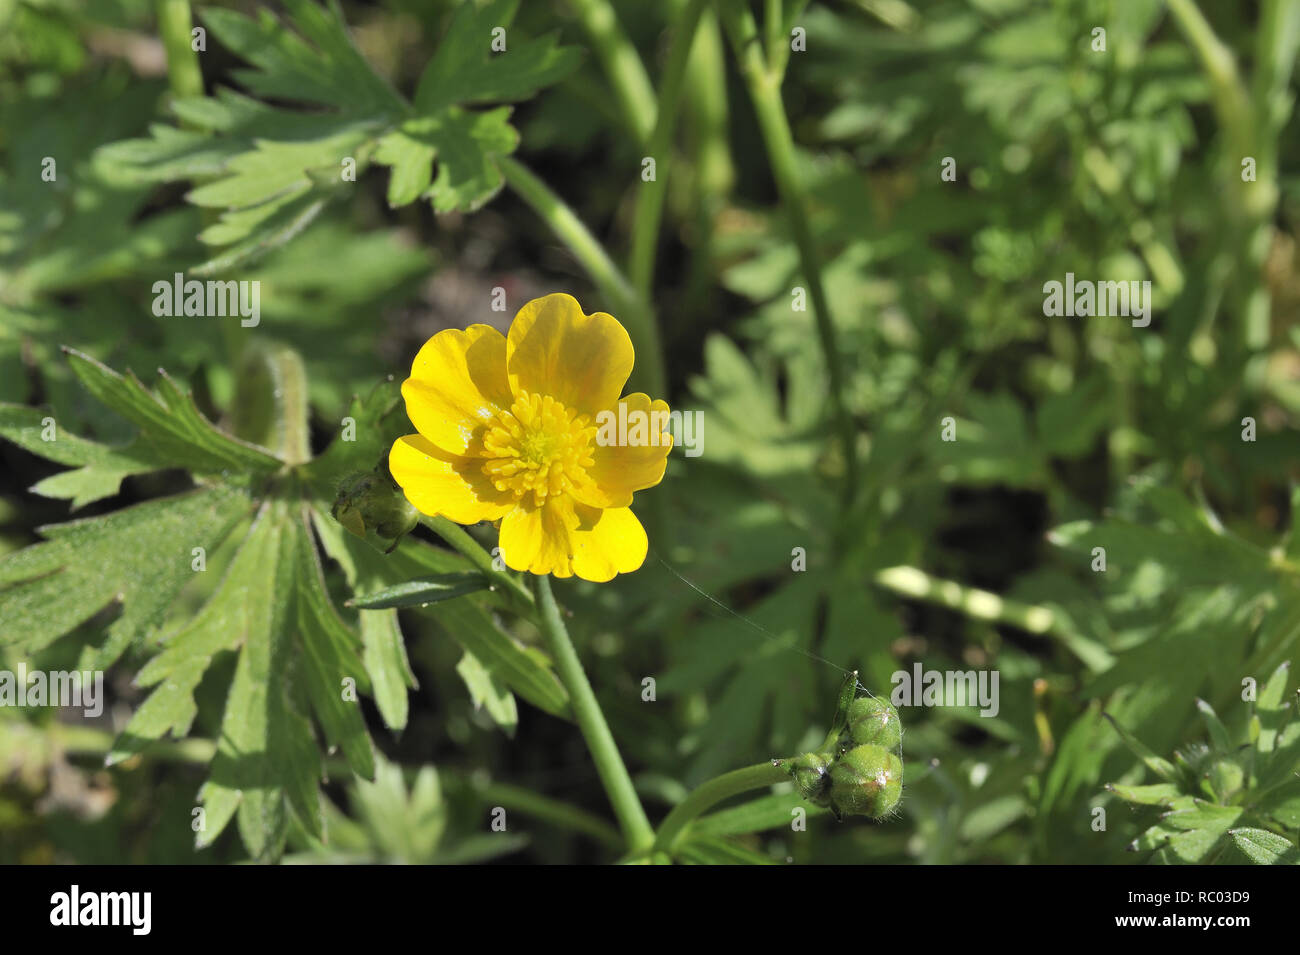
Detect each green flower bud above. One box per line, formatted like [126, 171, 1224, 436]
[829, 744, 903, 820]
[846, 696, 902, 751]
[331, 462, 419, 554]
[778, 752, 833, 808]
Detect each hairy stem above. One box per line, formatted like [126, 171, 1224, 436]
[629, 0, 709, 297]
[535, 575, 655, 852]
[567, 0, 658, 145]
[499, 156, 666, 399]
[873, 565, 1055, 634]
[718, 0, 858, 498]
[156, 0, 204, 102]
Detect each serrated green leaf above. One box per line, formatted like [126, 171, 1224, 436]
[199, 500, 321, 858]
[413, 0, 582, 112]
[292, 508, 376, 780]
[425, 596, 569, 720]
[456, 650, 518, 735]
[312, 510, 417, 732]
[0, 486, 250, 664]
[1228, 827, 1300, 864]
[348, 573, 489, 609]
[0, 404, 162, 508]
[63, 349, 282, 474]
[110, 508, 279, 764]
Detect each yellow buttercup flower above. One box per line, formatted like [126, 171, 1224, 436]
[390, 293, 672, 581]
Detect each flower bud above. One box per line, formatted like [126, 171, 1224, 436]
[332, 463, 420, 554]
[778, 752, 833, 807]
[829, 744, 903, 820]
[846, 696, 902, 750]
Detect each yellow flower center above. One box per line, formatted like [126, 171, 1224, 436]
[481, 393, 597, 505]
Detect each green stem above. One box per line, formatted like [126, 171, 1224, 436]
[653, 760, 787, 853]
[418, 515, 535, 616]
[872, 565, 1055, 634]
[467, 778, 623, 850]
[629, 0, 709, 298]
[718, 0, 858, 500]
[499, 156, 666, 399]
[156, 0, 204, 102]
[568, 0, 658, 145]
[535, 575, 655, 852]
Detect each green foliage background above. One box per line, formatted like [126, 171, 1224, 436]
[1, 0, 1299, 864]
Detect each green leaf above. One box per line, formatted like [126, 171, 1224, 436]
[0, 486, 250, 665]
[381, 106, 519, 213]
[1195, 698, 1233, 752]
[312, 511, 418, 732]
[1129, 803, 1242, 863]
[456, 650, 519, 736]
[63, 348, 282, 475]
[0, 404, 164, 508]
[99, 0, 579, 259]
[1227, 827, 1300, 864]
[110, 504, 285, 764]
[292, 509, 377, 780]
[412, 0, 582, 112]
[200, 1, 403, 114]
[0, 352, 397, 861]
[676, 834, 779, 865]
[1103, 712, 1179, 783]
[1105, 782, 1183, 806]
[425, 595, 570, 720]
[693, 790, 827, 836]
[348, 573, 490, 609]
[198, 500, 322, 859]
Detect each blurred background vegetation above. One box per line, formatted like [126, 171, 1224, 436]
[2, 0, 1300, 864]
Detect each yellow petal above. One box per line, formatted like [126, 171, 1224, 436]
[499, 497, 578, 578]
[574, 393, 673, 509]
[402, 325, 512, 456]
[389, 434, 513, 523]
[498, 497, 648, 581]
[506, 293, 633, 417]
[570, 504, 648, 582]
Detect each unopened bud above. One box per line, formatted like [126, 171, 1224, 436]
[847, 696, 902, 750]
[778, 752, 833, 807]
[332, 461, 419, 553]
[830, 744, 903, 820]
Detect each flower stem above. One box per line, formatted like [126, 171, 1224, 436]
[872, 565, 1055, 634]
[629, 0, 709, 297]
[567, 0, 658, 145]
[499, 156, 666, 399]
[653, 760, 788, 853]
[156, 0, 204, 102]
[418, 515, 535, 616]
[463, 777, 623, 851]
[718, 1, 858, 497]
[534, 575, 655, 852]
